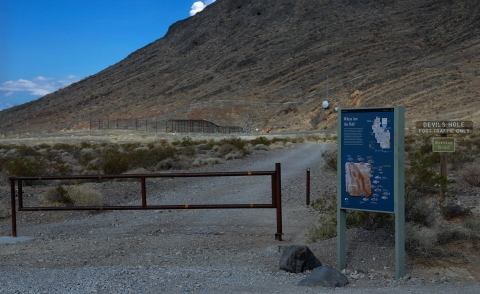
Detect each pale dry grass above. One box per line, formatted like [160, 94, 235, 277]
[67, 185, 103, 207]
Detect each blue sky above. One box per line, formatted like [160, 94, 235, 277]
[0, 0, 216, 111]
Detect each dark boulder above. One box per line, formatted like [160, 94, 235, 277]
[279, 245, 321, 273]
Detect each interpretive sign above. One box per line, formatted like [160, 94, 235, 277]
[432, 137, 455, 152]
[337, 106, 405, 279]
[339, 108, 396, 213]
[416, 121, 473, 134]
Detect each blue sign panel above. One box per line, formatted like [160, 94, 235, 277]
[340, 108, 395, 213]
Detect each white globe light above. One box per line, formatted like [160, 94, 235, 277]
[322, 101, 329, 109]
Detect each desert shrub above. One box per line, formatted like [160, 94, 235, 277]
[155, 156, 192, 170]
[67, 185, 102, 206]
[155, 158, 176, 170]
[16, 145, 40, 156]
[405, 150, 445, 218]
[441, 201, 472, 220]
[216, 144, 239, 157]
[346, 210, 394, 232]
[52, 143, 79, 152]
[254, 144, 269, 151]
[449, 152, 476, 171]
[196, 144, 213, 151]
[250, 136, 271, 146]
[305, 134, 321, 142]
[292, 137, 305, 143]
[53, 162, 72, 176]
[269, 142, 285, 150]
[321, 148, 337, 171]
[306, 192, 337, 242]
[407, 200, 437, 227]
[180, 136, 195, 147]
[220, 137, 248, 153]
[405, 224, 438, 258]
[183, 146, 196, 157]
[78, 149, 96, 166]
[101, 149, 129, 174]
[3, 157, 48, 177]
[80, 141, 92, 149]
[0, 144, 12, 151]
[460, 164, 480, 187]
[193, 157, 222, 166]
[436, 227, 469, 245]
[463, 217, 480, 233]
[43, 185, 73, 205]
[128, 146, 177, 168]
[306, 222, 336, 243]
[120, 142, 141, 151]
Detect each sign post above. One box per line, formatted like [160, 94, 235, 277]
[416, 121, 473, 203]
[337, 107, 405, 278]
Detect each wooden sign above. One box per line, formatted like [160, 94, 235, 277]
[432, 137, 455, 152]
[416, 121, 473, 134]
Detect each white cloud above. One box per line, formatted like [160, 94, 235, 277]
[190, 0, 216, 16]
[0, 75, 80, 97]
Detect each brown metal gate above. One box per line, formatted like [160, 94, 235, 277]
[8, 163, 283, 240]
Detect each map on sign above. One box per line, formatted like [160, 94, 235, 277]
[341, 108, 395, 213]
[372, 117, 391, 149]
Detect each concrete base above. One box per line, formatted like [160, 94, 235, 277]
[0, 236, 32, 244]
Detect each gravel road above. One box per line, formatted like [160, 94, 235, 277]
[1, 143, 479, 293]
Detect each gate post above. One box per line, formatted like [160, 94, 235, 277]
[10, 179, 17, 237]
[275, 163, 283, 241]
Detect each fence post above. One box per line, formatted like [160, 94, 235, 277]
[10, 179, 17, 237]
[275, 163, 283, 241]
[306, 168, 311, 206]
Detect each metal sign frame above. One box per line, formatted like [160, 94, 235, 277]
[337, 106, 405, 278]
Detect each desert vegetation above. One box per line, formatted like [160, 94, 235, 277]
[308, 133, 480, 264]
[0, 135, 307, 216]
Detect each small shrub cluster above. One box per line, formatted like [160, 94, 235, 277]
[306, 191, 337, 242]
[43, 184, 102, 206]
[460, 163, 480, 187]
[44, 185, 73, 205]
[3, 157, 48, 178]
[321, 148, 337, 171]
[441, 201, 472, 220]
[0, 136, 304, 184]
[67, 185, 103, 207]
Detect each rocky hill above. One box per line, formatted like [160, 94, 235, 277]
[1, 0, 479, 134]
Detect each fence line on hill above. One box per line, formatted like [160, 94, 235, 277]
[89, 59, 403, 133]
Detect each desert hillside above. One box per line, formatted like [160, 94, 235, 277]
[1, 0, 479, 134]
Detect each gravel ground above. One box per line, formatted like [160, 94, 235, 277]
[1, 143, 480, 293]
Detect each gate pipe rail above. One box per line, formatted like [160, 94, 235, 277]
[8, 163, 283, 240]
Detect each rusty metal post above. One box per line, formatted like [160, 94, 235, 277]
[275, 163, 283, 241]
[306, 168, 311, 206]
[141, 177, 147, 208]
[18, 179, 23, 209]
[10, 179, 17, 237]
